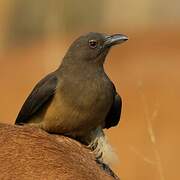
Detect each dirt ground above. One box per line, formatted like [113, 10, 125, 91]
[0, 29, 180, 179]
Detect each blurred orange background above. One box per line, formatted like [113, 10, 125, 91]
[0, 0, 180, 179]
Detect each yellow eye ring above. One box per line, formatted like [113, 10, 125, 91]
[88, 39, 98, 49]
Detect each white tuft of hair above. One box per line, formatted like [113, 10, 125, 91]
[88, 128, 118, 165]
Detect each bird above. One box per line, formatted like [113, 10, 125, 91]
[15, 32, 128, 164]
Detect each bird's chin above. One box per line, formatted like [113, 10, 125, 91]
[102, 48, 110, 58]
[95, 48, 110, 64]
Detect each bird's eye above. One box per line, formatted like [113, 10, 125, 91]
[88, 39, 98, 49]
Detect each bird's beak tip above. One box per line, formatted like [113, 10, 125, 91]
[104, 34, 128, 47]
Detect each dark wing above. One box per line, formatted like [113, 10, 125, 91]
[15, 72, 58, 125]
[104, 85, 122, 129]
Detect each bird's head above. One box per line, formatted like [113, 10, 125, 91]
[63, 32, 128, 66]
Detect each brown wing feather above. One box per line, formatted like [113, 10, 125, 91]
[104, 84, 122, 129]
[15, 72, 58, 125]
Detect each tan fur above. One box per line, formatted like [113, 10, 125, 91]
[0, 123, 118, 180]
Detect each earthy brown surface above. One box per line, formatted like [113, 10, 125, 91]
[0, 29, 180, 179]
[0, 123, 116, 180]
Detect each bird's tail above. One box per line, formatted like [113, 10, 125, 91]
[88, 128, 118, 165]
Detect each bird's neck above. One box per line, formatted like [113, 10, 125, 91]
[58, 57, 105, 80]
